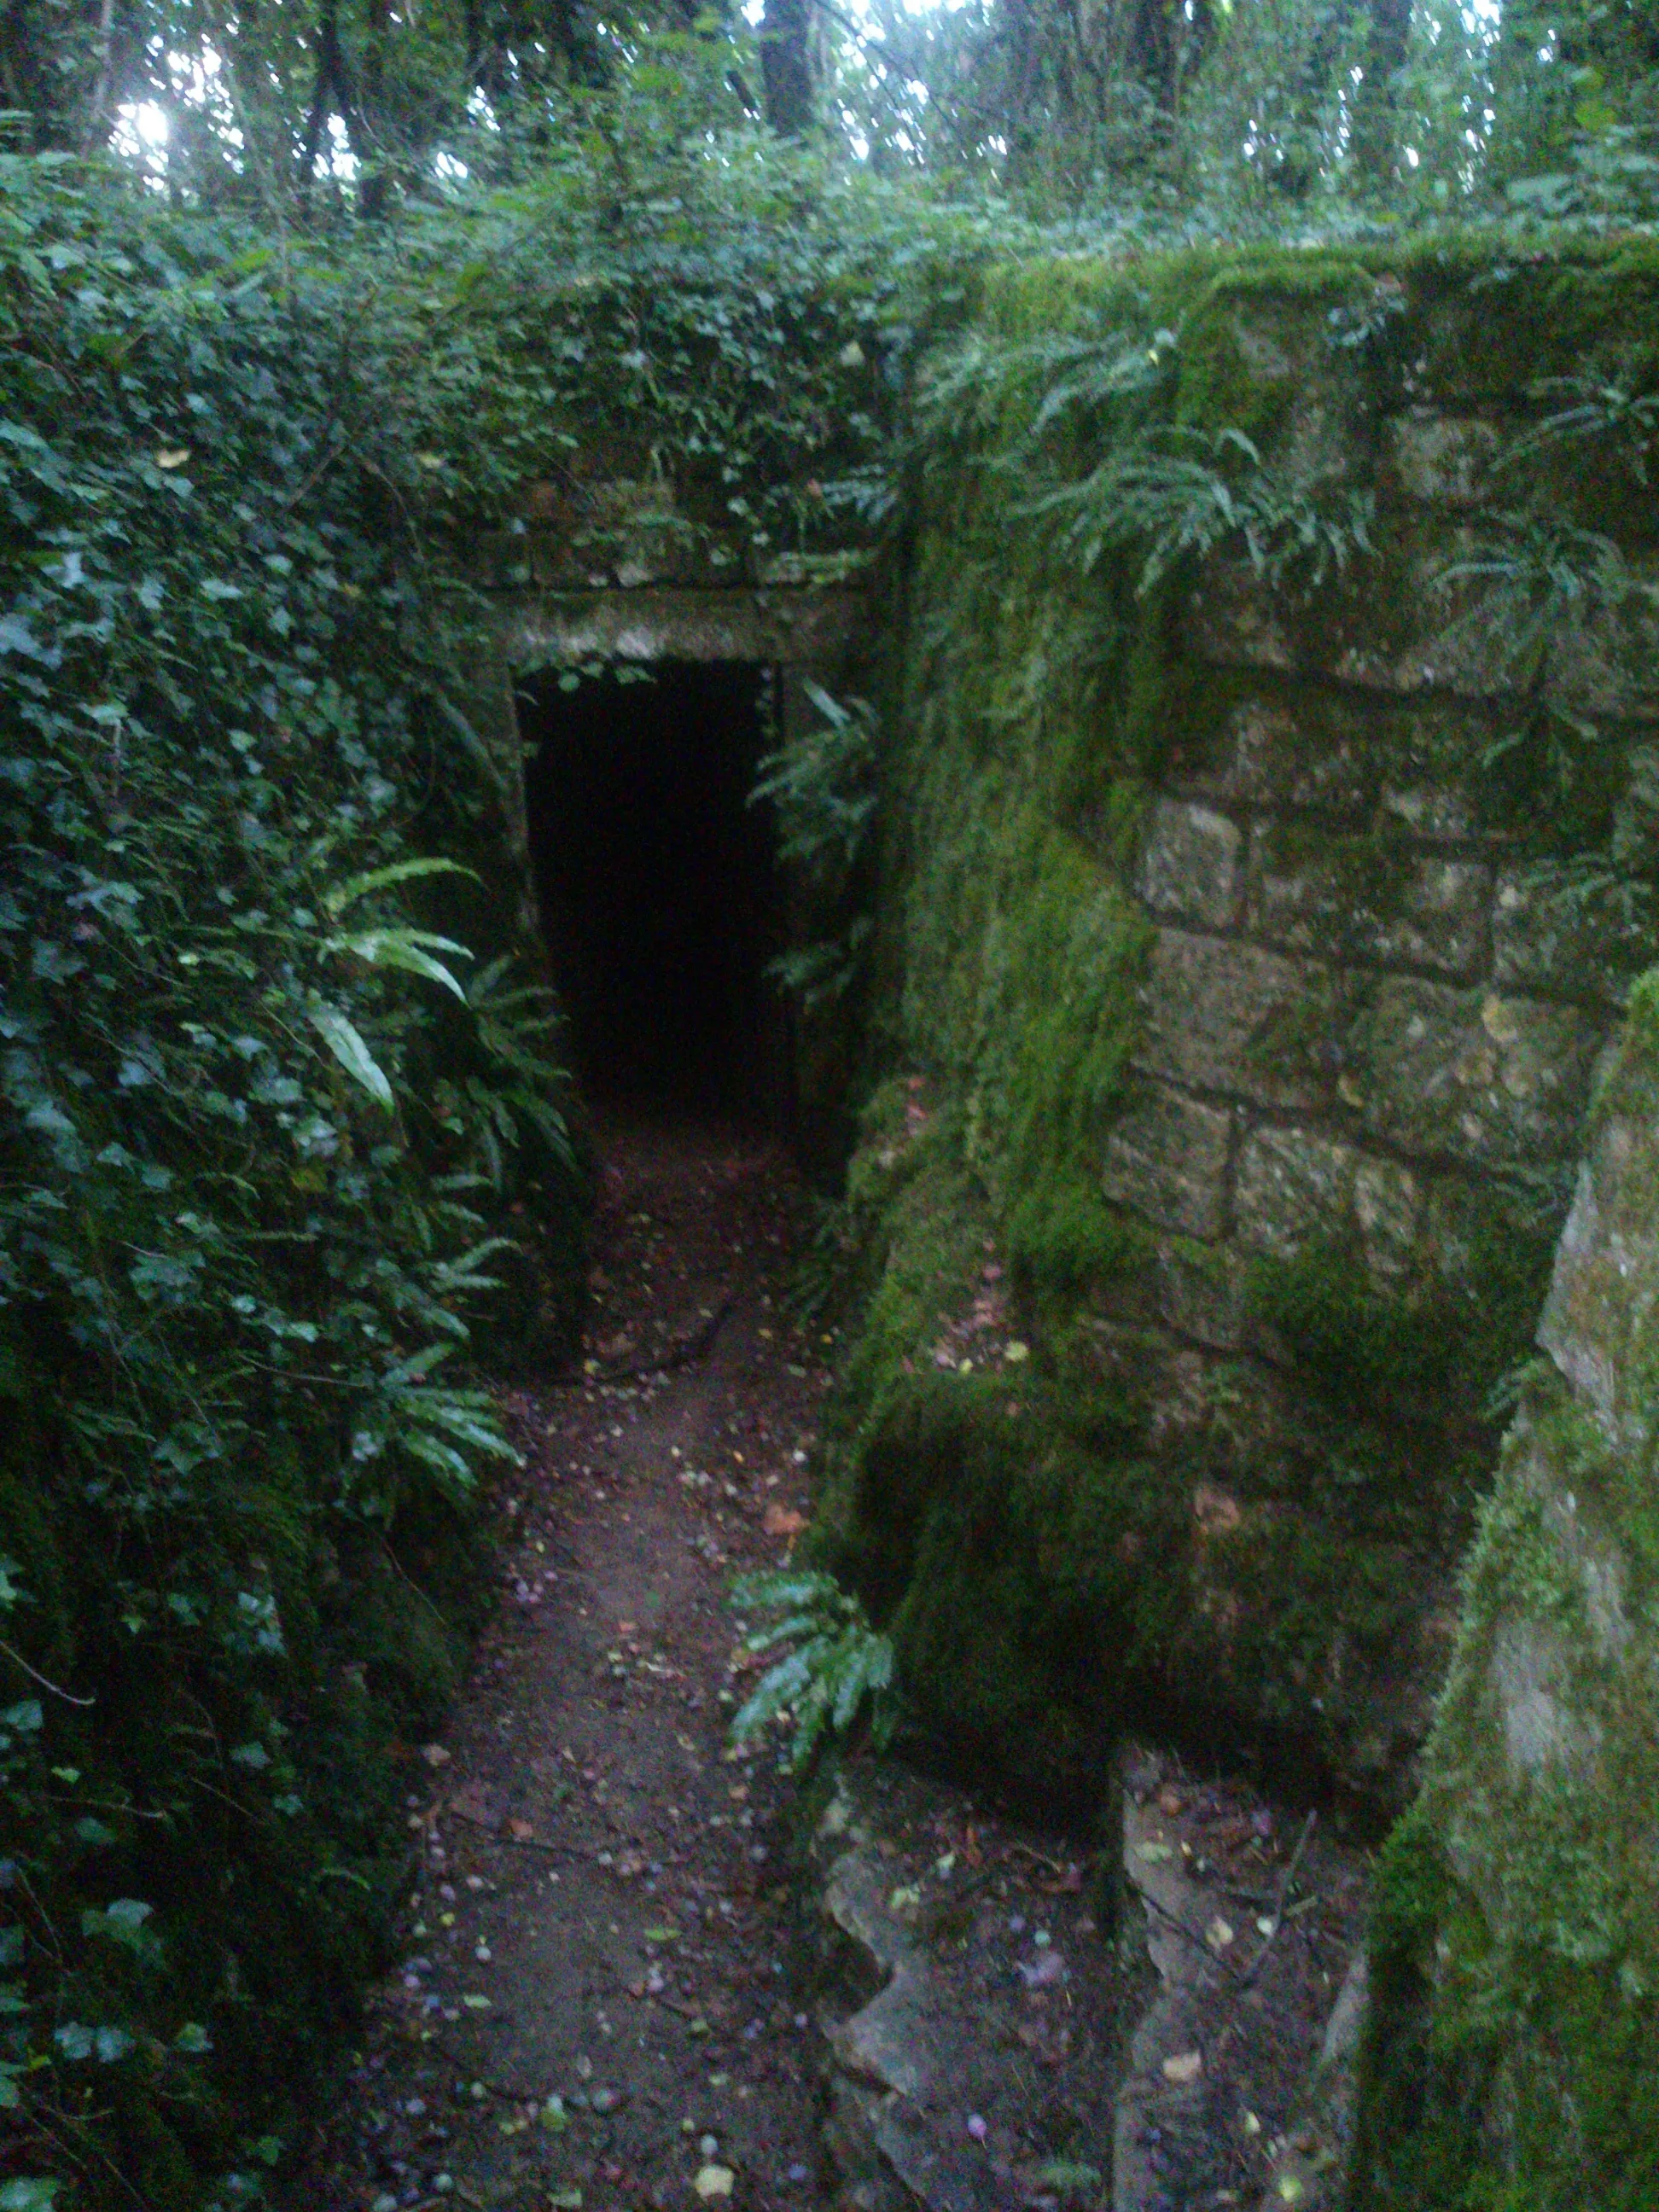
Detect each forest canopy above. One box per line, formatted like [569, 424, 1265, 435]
[6, 0, 1659, 223]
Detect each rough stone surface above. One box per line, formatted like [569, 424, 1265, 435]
[1103, 1080, 1234, 1239]
[1234, 1126, 1354, 1258]
[1136, 932, 1334, 1111]
[1229, 698, 1372, 817]
[1138, 799, 1243, 929]
[1354, 1010, 1659, 2203]
[1384, 414, 1501, 507]
[1185, 562, 1295, 672]
[1355, 980, 1602, 1165]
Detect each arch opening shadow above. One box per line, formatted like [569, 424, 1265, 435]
[518, 661, 789, 1127]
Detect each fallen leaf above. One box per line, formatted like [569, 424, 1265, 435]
[694, 2166, 735, 2199]
[1136, 1841, 1173, 1862]
[762, 1504, 806, 1537]
[1207, 1916, 1235, 1951]
[550, 2190, 584, 2209]
[1158, 1789, 1184, 1816]
[461, 1994, 492, 2010]
[508, 1818, 536, 1842]
[1003, 1341, 1029, 1363]
[1161, 2049, 1202, 2085]
[154, 448, 189, 469]
[421, 1743, 451, 1767]
[888, 1884, 922, 1912]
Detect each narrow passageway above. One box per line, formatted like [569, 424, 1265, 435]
[296, 1119, 836, 2210]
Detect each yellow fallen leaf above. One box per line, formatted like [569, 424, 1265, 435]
[1161, 2049, 1202, 2084]
[1003, 1341, 1030, 1363]
[154, 448, 189, 469]
[694, 2165, 735, 2199]
[1277, 2180, 1305, 2204]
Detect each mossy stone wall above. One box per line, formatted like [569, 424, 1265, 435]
[818, 242, 1659, 1811]
[1351, 992, 1659, 2208]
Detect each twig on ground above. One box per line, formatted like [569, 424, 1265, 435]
[1239, 1810, 1317, 1988]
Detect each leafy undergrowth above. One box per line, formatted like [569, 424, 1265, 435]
[0, 160, 587, 2207]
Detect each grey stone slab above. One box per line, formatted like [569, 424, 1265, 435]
[1235, 1126, 1356, 1258]
[1136, 929, 1336, 1111]
[1138, 798, 1244, 930]
[1103, 1080, 1235, 1239]
[1353, 978, 1602, 1165]
[1247, 824, 1491, 978]
[497, 585, 865, 667]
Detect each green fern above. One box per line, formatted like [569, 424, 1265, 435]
[727, 1569, 897, 1773]
[1022, 422, 1374, 594]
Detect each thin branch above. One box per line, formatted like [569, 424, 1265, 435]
[0, 1635, 95, 1707]
[1238, 1808, 1317, 1988]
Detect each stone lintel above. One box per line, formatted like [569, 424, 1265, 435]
[496, 586, 865, 667]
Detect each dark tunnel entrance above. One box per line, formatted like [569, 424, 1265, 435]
[518, 661, 789, 1126]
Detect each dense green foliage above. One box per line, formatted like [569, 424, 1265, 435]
[0, 100, 985, 2209]
[0, 155, 598, 2207]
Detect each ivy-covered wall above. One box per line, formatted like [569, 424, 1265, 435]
[814, 242, 1659, 1819]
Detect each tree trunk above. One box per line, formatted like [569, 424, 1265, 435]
[760, 0, 813, 135]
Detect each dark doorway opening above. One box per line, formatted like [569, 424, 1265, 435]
[518, 661, 788, 1126]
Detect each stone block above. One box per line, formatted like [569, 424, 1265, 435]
[1230, 698, 1373, 817]
[1544, 573, 1659, 722]
[1103, 1080, 1234, 1240]
[1247, 823, 1490, 978]
[1138, 799, 1243, 929]
[1384, 414, 1501, 508]
[1376, 702, 1499, 843]
[1136, 930, 1336, 1111]
[1155, 1237, 1246, 1349]
[1235, 1127, 1354, 1258]
[1353, 1156, 1423, 1281]
[1353, 979, 1602, 1165]
[1492, 870, 1652, 1007]
[1371, 857, 1492, 978]
[1185, 559, 1295, 672]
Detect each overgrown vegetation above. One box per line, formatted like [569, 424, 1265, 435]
[5, 0, 1659, 2196]
[0, 153, 605, 2207]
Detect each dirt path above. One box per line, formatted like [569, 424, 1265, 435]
[297, 1120, 838, 2212]
[295, 1119, 1371, 2212]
